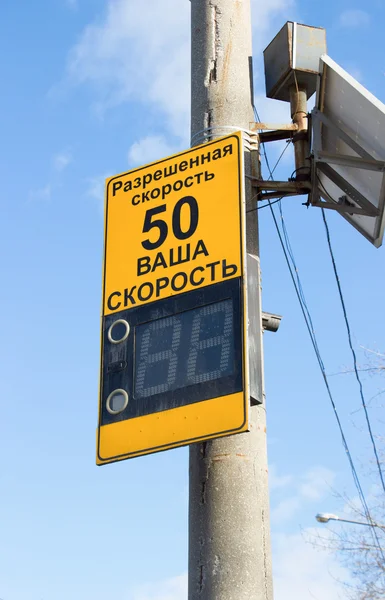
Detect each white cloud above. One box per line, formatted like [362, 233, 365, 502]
[67, 0, 297, 210]
[251, 0, 295, 40]
[251, 0, 296, 87]
[85, 173, 109, 214]
[65, 0, 295, 142]
[28, 151, 72, 206]
[272, 496, 302, 523]
[254, 94, 291, 125]
[273, 528, 352, 600]
[269, 465, 293, 491]
[127, 530, 351, 600]
[271, 466, 336, 524]
[67, 0, 190, 136]
[53, 150, 72, 171]
[128, 135, 178, 168]
[125, 464, 346, 600]
[339, 9, 370, 28]
[130, 574, 187, 600]
[28, 184, 52, 203]
[299, 467, 335, 501]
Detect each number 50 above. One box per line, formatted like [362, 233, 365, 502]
[141, 196, 199, 250]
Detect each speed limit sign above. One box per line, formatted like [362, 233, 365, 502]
[97, 132, 257, 464]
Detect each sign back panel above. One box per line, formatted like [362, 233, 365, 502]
[97, 133, 249, 464]
[313, 55, 385, 247]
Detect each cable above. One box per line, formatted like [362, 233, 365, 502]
[253, 99, 384, 558]
[317, 175, 334, 203]
[247, 197, 283, 213]
[271, 141, 291, 175]
[290, 166, 310, 180]
[258, 198, 283, 211]
[277, 201, 316, 335]
[253, 104, 274, 180]
[247, 141, 291, 213]
[321, 208, 385, 495]
[256, 99, 320, 366]
[268, 200, 385, 562]
[246, 122, 290, 214]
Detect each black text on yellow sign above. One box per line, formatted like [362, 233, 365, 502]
[103, 133, 244, 315]
[97, 133, 249, 464]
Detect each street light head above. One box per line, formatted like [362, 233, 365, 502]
[316, 512, 340, 523]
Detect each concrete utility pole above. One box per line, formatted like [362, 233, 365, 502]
[189, 2, 273, 600]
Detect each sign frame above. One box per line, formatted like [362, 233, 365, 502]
[97, 132, 254, 464]
[310, 54, 385, 247]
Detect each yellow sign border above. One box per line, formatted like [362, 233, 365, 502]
[97, 391, 247, 464]
[97, 132, 248, 464]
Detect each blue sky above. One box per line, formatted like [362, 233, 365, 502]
[1, 1, 385, 599]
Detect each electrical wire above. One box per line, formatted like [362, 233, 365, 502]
[253, 104, 274, 180]
[271, 141, 291, 175]
[318, 179, 385, 494]
[246, 132, 290, 214]
[258, 198, 283, 211]
[247, 197, 284, 213]
[317, 175, 335, 203]
[321, 208, 385, 495]
[268, 200, 385, 561]
[252, 100, 385, 559]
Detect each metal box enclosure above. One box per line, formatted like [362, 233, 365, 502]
[264, 22, 326, 102]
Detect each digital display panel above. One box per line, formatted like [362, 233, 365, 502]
[134, 300, 234, 399]
[100, 278, 243, 425]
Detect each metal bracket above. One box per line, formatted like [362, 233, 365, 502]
[314, 150, 385, 173]
[259, 130, 294, 143]
[311, 108, 385, 217]
[250, 121, 298, 144]
[248, 176, 311, 200]
[312, 199, 375, 217]
[250, 122, 298, 132]
[242, 130, 259, 152]
[314, 163, 379, 217]
[312, 109, 378, 161]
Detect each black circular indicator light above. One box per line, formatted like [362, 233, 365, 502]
[108, 319, 130, 344]
[106, 389, 129, 415]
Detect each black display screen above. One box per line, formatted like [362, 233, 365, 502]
[134, 299, 234, 399]
[101, 278, 243, 424]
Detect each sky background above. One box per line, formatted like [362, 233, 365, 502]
[1, 1, 385, 599]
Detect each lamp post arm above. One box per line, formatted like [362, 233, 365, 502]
[319, 515, 385, 531]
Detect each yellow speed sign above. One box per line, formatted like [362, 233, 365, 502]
[103, 132, 245, 316]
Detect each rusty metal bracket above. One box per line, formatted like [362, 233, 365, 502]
[250, 121, 298, 144]
[250, 122, 298, 132]
[259, 130, 294, 143]
[259, 191, 307, 200]
[248, 177, 311, 200]
[311, 199, 375, 216]
[247, 121, 311, 200]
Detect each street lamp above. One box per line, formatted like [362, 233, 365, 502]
[316, 512, 385, 530]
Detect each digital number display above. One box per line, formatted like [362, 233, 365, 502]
[134, 300, 234, 399]
[101, 278, 243, 424]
